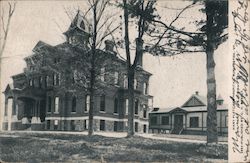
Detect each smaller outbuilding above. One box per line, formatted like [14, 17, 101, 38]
[149, 92, 228, 135]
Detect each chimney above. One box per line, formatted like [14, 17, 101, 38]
[216, 94, 224, 105]
[136, 38, 144, 67]
[105, 40, 115, 52]
[195, 91, 199, 95]
[153, 107, 159, 112]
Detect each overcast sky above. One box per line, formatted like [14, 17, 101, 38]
[0, 0, 230, 110]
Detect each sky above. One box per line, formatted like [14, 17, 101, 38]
[0, 0, 230, 112]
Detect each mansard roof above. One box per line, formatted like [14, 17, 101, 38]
[32, 41, 53, 52]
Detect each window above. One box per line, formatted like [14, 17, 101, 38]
[125, 98, 128, 115]
[85, 95, 90, 112]
[53, 73, 60, 86]
[70, 120, 75, 130]
[72, 70, 77, 84]
[69, 37, 72, 44]
[100, 95, 105, 112]
[143, 109, 147, 118]
[47, 120, 51, 130]
[134, 79, 138, 89]
[143, 82, 148, 94]
[54, 120, 58, 130]
[29, 79, 33, 87]
[135, 122, 138, 132]
[114, 72, 119, 85]
[161, 116, 169, 125]
[100, 120, 105, 131]
[114, 121, 118, 131]
[190, 117, 199, 128]
[53, 74, 56, 85]
[100, 67, 105, 82]
[150, 117, 157, 125]
[54, 58, 60, 64]
[143, 125, 147, 133]
[72, 97, 76, 112]
[47, 97, 52, 113]
[114, 98, 118, 113]
[39, 76, 42, 88]
[45, 76, 49, 87]
[135, 99, 139, 115]
[123, 75, 128, 88]
[54, 97, 59, 113]
[84, 120, 88, 129]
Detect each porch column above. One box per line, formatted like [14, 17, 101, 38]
[31, 100, 41, 124]
[21, 99, 30, 124]
[7, 98, 13, 131]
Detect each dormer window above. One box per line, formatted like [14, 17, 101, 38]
[54, 58, 60, 64]
[29, 79, 34, 87]
[80, 21, 85, 30]
[69, 36, 77, 44]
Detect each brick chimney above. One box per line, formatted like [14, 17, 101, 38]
[105, 40, 115, 52]
[136, 38, 143, 67]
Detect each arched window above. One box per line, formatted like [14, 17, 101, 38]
[72, 97, 77, 112]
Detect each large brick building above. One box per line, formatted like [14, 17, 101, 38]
[2, 12, 153, 133]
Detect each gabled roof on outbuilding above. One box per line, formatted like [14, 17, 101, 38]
[150, 107, 178, 113]
[182, 93, 207, 107]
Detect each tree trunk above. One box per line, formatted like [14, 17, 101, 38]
[88, 88, 94, 136]
[206, 1, 218, 144]
[88, 57, 96, 136]
[0, 59, 2, 130]
[127, 67, 135, 137]
[206, 44, 218, 143]
[88, 52, 96, 136]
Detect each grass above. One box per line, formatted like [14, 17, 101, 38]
[0, 132, 228, 162]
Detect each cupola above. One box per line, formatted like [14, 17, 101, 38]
[63, 10, 90, 46]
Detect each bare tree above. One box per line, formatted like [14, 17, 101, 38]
[120, 0, 157, 137]
[143, 0, 228, 143]
[119, 0, 228, 142]
[0, 1, 16, 130]
[25, 0, 121, 136]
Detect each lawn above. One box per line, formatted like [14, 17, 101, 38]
[0, 132, 228, 162]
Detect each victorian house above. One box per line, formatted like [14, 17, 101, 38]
[2, 11, 153, 133]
